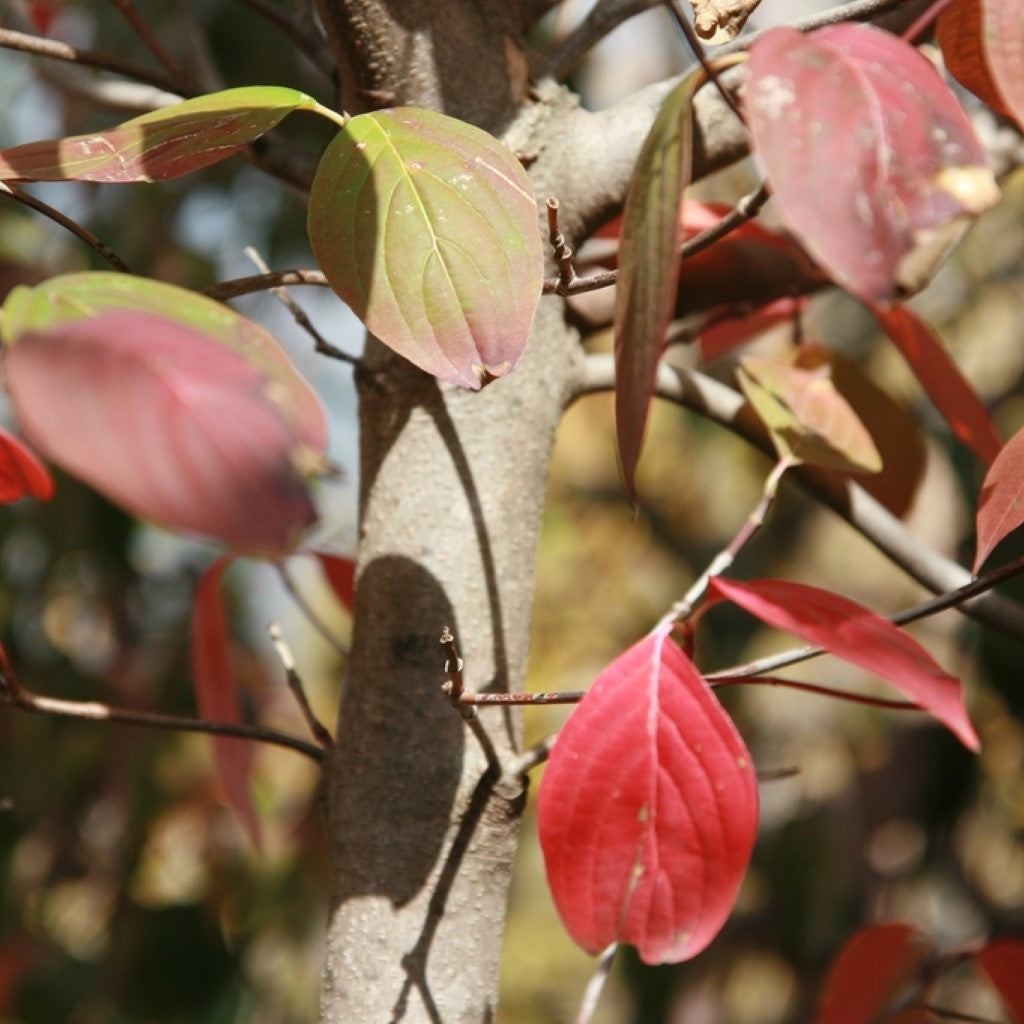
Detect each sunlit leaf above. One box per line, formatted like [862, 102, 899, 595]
[1, 272, 328, 554]
[538, 625, 758, 964]
[0, 86, 323, 183]
[976, 940, 1024, 1023]
[308, 107, 542, 390]
[191, 556, 260, 845]
[974, 425, 1024, 572]
[703, 577, 980, 750]
[0, 427, 54, 503]
[874, 305, 1001, 466]
[737, 353, 882, 473]
[746, 24, 999, 304]
[613, 71, 700, 500]
[937, 0, 1013, 117]
[814, 924, 930, 1024]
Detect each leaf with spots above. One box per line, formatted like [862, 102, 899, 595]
[537, 624, 759, 964]
[308, 108, 543, 390]
[745, 24, 999, 304]
[702, 577, 979, 751]
[0, 86, 326, 183]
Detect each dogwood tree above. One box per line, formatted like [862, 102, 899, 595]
[1, 0, 1024, 1021]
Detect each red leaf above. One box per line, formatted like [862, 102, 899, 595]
[980, 0, 1024, 131]
[614, 72, 699, 500]
[3, 273, 328, 554]
[191, 557, 260, 845]
[814, 924, 930, 1024]
[537, 625, 759, 964]
[27, 0, 60, 34]
[874, 305, 1001, 466]
[0, 427, 54, 503]
[699, 297, 803, 362]
[704, 577, 980, 751]
[317, 553, 356, 611]
[976, 940, 1024, 1023]
[746, 24, 999, 303]
[974, 425, 1024, 572]
[937, 0, 1013, 117]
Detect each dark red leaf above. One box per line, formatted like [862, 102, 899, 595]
[980, 0, 1024, 131]
[191, 556, 260, 845]
[975, 940, 1024, 1023]
[537, 625, 758, 964]
[703, 577, 980, 751]
[0, 428, 54, 503]
[746, 24, 999, 303]
[937, 0, 1013, 117]
[874, 305, 1001, 466]
[317, 553, 355, 611]
[814, 923, 930, 1024]
[699, 298, 803, 362]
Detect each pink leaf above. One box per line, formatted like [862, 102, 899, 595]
[704, 577, 980, 751]
[814, 924, 930, 1024]
[745, 24, 999, 304]
[975, 940, 1024, 1023]
[974, 425, 1024, 572]
[537, 625, 759, 964]
[937, 0, 1013, 118]
[2, 273, 328, 554]
[874, 305, 1001, 466]
[317, 553, 356, 611]
[191, 556, 260, 845]
[0, 428, 54, 503]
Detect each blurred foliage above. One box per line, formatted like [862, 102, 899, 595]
[0, 2, 1023, 1024]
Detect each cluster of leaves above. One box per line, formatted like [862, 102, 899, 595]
[2, 0, 1024, 999]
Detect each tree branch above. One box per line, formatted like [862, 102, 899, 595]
[573, 353, 1024, 639]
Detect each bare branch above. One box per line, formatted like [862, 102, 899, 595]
[268, 622, 335, 747]
[204, 268, 330, 301]
[0, 27, 180, 95]
[230, 0, 336, 77]
[107, 0, 185, 79]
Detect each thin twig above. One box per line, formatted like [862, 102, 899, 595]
[458, 689, 585, 706]
[0, 644, 323, 761]
[543, 181, 769, 296]
[666, 0, 744, 121]
[439, 629, 502, 776]
[576, 943, 619, 1024]
[275, 562, 350, 657]
[0, 182, 133, 272]
[712, 675, 917, 709]
[203, 269, 329, 301]
[107, 0, 184, 79]
[0, 27, 181, 95]
[547, 196, 578, 291]
[243, 248, 358, 364]
[267, 623, 334, 747]
[917, 1004, 1005, 1024]
[505, 733, 559, 777]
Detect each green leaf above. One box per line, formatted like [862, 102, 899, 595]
[737, 353, 883, 474]
[613, 70, 700, 499]
[0, 86, 327, 182]
[308, 107, 543, 390]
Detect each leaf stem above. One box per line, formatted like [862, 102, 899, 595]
[267, 622, 334, 747]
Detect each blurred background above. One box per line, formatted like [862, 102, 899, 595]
[0, 1, 1022, 1022]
